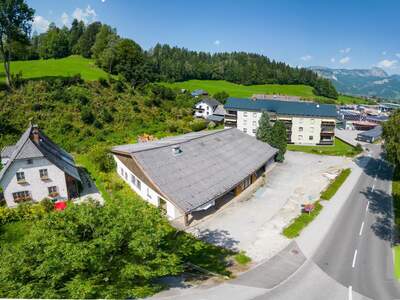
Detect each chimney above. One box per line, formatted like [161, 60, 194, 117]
[31, 125, 40, 144]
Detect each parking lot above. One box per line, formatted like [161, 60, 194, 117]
[187, 151, 352, 262]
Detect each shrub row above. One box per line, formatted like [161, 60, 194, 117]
[0, 199, 53, 226]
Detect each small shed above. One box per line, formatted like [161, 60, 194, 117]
[356, 126, 382, 143]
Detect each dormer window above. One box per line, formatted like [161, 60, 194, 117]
[27, 159, 33, 165]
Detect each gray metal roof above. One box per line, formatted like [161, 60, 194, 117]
[225, 97, 337, 118]
[0, 125, 81, 183]
[213, 104, 226, 116]
[206, 114, 224, 122]
[357, 126, 383, 139]
[202, 98, 220, 109]
[113, 128, 277, 213]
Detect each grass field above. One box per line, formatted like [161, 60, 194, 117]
[1, 55, 108, 82]
[287, 138, 361, 157]
[163, 79, 368, 104]
[321, 168, 351, 200]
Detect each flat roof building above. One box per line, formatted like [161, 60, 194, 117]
[357, 126, 383, 143]
[224, 97, 337, 145]
[111, 128, 277, 226]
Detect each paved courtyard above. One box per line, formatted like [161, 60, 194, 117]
[187, 151, 352, 262]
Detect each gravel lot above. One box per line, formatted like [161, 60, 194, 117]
[188, 151, 352, 262]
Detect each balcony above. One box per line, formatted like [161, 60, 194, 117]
[321, 121, 335, 126]
[17, 179, 27, 184]
[40, 175, 50, 181]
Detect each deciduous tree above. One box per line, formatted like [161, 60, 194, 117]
[0, 0, 34, 86]
[383, 110, 400, 166]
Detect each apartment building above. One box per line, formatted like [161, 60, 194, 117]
[224, 97, 337, 145]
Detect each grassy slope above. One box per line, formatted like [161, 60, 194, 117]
[287, 138, 360, 157]
[163, 79, 368, 104]
[1, 55, 108, 82]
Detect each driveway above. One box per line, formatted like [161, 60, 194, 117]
[188, 151, 352, 262]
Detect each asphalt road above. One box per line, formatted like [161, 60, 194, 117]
[312, 145, 400, 300]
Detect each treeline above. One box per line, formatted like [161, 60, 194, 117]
[8, 19, 338, 99]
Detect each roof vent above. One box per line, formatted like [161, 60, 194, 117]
[172, 146, 183, 156]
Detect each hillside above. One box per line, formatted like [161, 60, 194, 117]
[0, 56, 108, 83]
[163, 80, 369, 104]
[310, 66, 400, 101]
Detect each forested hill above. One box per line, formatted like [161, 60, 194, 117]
[7, 19, 338, 99]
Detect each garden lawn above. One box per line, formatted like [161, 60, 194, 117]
[162, 79, 370, 104]
[287, 138, 361, 157]
[321, 168, 352, 200]
[1, 55, 108, 82]
[283, 201, 323, 238]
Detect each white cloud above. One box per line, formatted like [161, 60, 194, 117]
[339, 56, 350, 64]
[339, 47, 351, 54]
[72, 5, 97, 23]
[395, 53, 400, 58]
[32, 15, 50, 33]
[377, 59, 398, 69]
[61, 12, 69, 26]
[330, 57, 335, 63]
[300, 54, 312, 61]
[214, 40, 220, 46]
[101, 0, 106, 2]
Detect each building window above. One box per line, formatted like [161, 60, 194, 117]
[48, 186, 58, 197]
[252, 129, 257, 134]
[120, 167, 123, 176]
[243, 120, 247, 126]
[136, 179, 141, 191]
[12, 191, 31, 202]
[130, 174, 136, 185]
[253, 112, 257, 118]
[310, 126, 314, 133]
[243, 128, 247, 133]
[309, 136, 314, 140]
[124, 170, 128, 180]
[27, 159, 33, 165]
[310, 119, 315, 124]
[16, 171, 25, 183]
[298, 135, 303, 140]
[252, 121, 257, 126]
[243, 112, 248, 117]
[147, 188, 152, 199]
[299, 127, 303, 132]
[39, 169, 48, 179]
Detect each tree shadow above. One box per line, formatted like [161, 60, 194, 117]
[195, 228, 239, 251]
[355, 154, 393, 181]
[361, 187, 394, 242]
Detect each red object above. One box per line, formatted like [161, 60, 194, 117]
[54, 201, 67, 211]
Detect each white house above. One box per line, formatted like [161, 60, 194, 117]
[193, 98, 221, 119]
[0, 125, 81, 207]
[224, 97, 337, 145]
[111, 128, 277, 226]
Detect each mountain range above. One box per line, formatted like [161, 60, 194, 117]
[310, 66, 400, 101]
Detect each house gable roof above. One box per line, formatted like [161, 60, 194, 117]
[0, 125, 81, 183]
[224, 97, 337, 118]
[112, 128, 277, 213]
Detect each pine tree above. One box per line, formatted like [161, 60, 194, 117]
[270, 120, 287, 162]
[256, 111, 272, 142]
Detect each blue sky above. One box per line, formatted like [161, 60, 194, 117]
[27, 0, 400, 74]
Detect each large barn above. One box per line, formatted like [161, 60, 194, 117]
[111, 128, 277, 226]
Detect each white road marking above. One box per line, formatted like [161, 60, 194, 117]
[372, 184, 375, 192]
[349, 286, 353, 300]
[366, 201, 369, 212]
[359, 222, 365, 236]
[352, 250, 358, 268]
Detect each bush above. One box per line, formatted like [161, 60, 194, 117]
[234, 251, 251, 265]
[81, 107, 96, 124]
[207, 121, 216, 129]
[190, 118, 207, 132]
[88, 145, 115, 172]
